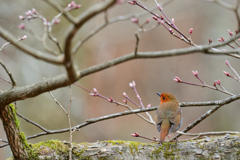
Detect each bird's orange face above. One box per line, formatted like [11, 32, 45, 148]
[157, 92, 178, 105]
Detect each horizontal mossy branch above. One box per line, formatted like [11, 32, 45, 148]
[15, 135, 240, 159]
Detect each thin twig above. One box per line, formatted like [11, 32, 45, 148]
[173, 104, 224, 140]
[0, 60, 16, 87]
[17, 113, 50, 133]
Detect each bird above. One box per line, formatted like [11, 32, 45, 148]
[155, 92, 182, 143]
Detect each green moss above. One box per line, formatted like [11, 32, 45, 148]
[7, 104, 36, 159]
[32, 139, 68, 155]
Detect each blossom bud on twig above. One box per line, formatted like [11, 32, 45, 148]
[213, 82, 216, 87]
[131, 18, 138, 24]
[131, 132, 139, 137]
[209, 39, 212, 44]
[157, 4, 162, 11]
[19, 15, 25, 20]
[20, 35, 27, 40]
[54, 19, 61, 24]
[189, 28, 193, 34]
[32, 8, 37, 14]
[223, 71, 230, 77]
[192, 70, 198, 76]
[93, 88, 98, 93]
[128, 1, 136, 5]
[173, 76, 181, 82]
[108, 97, 113, 102]
[225, 60, 230, 66]
[18, 23, 25, 30]
[123, 92, 127, 98]
[228, 29, 233, 36]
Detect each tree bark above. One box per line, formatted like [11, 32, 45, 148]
[0, 104, 30, 159]
[28, 134, 240, 160]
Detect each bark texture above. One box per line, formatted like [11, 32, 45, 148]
[0, 104, 30, 159]
[22, 135, 240, 160]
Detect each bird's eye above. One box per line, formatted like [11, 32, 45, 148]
[162, 97, 165, 100]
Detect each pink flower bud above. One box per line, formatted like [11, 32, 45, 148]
[89, 93, 95, 96]
[123, 99, 127, 104]
[189, 28, 193, 34]
[223, 71, 230, 76]
[44, 21, 49, 26]
[225, 60, 230, 66]
[173, 76, 181, 82]
[25, 10, 32, 16]
[213, 82, 216, 87]
[93, 88, 98, 93]
[209, 39, 212, 44]
[137, 95, 140, 100]
[32, 8, 37, 14]
[131, 18, 138, 24]
[145, 17, 151, 23]
[147, 104, 151, 108]
[192, 70, 198, 76]
[128, 1, 136, 5]
[169, 28, 173, 34]
[221, 37, 224, 41]
[132, 81, 136, 87]
[18, 23, 25, 30]
[152, 16, 158, 21]
[108, 97, 113, 102]
[157, 4, 162, 10]
[19, 15, 25, 20]
[131, 132, 139, 137]
[172, 18, 174, 23]
[129, 82, 133, 88]
[123, 92, 127, 97]
[117, 0, 124, 4]
[54, 19, 61, 24]
[218, 38, 223, 42]
[228, 29, 233, 36]
[20, 35, 27, 40]
[160, 15, 164, 20]
[215, 80, 220, 85]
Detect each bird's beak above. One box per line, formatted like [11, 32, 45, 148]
[156, 92, 161, 97]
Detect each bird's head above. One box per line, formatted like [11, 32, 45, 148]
[156, 92, 178, 104]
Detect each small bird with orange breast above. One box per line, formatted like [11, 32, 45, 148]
[155, 92, 183, 143]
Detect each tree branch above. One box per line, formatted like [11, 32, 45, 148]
[0, 26, 64, 65]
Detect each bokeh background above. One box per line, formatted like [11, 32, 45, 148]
[0, 0, 240, 159]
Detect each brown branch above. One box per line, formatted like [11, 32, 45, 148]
[42, 0, 76, 24]
[17, 113, 50, 133]
[1, 93, 239, 148]
[64, 0, 117, 82]
[0, 60, 16, 87]
[0, 26, 64, 65]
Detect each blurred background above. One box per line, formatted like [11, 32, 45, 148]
[0, 0, 240, 158]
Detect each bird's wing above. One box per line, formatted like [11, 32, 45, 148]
[169, 107, 182, 133]
[155, 108, 163, 133]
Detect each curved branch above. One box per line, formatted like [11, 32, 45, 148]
[0, 26, 64, 65]
[80, 33, 240, 77]
[42, 0, 76, 24]
[64, 0, 117, 82]
[0, 74, 72, 107]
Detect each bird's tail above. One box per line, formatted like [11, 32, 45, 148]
[160, 120, 170, 143]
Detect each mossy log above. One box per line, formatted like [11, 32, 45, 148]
[11, 134, 240, 160]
